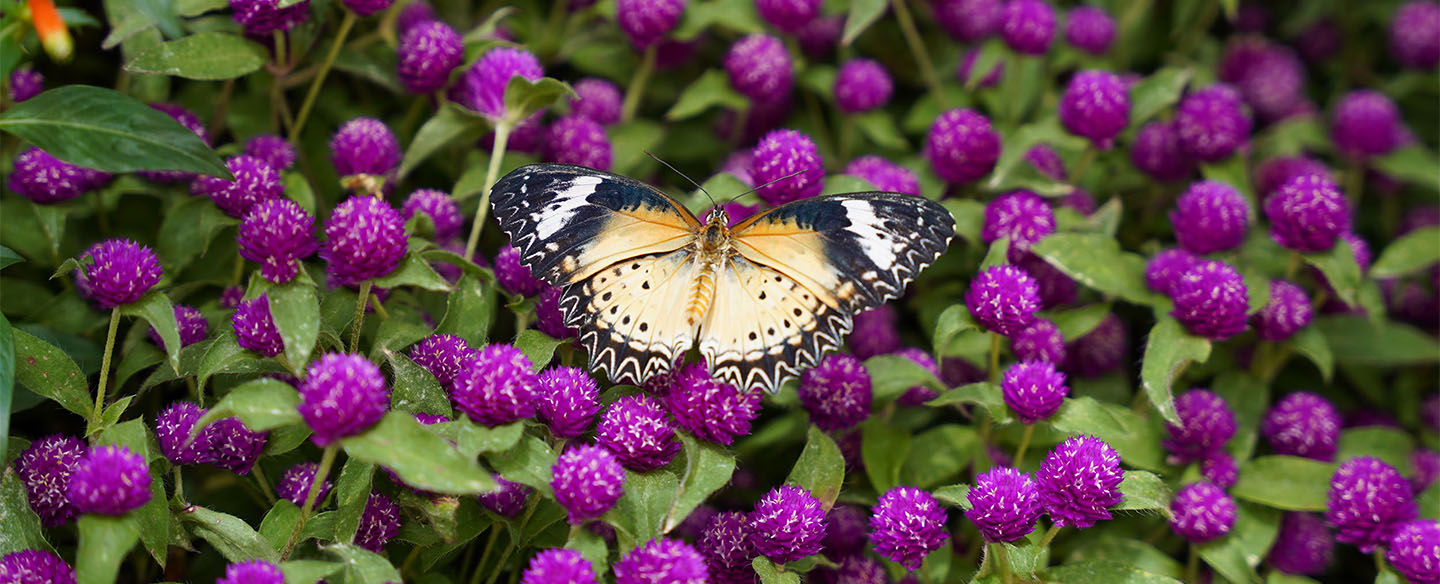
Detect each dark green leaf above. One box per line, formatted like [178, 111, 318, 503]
[666, 70, 748, 121]
[76, 515, 139, 584]
[0, 314, 11, 458]
[94, 418, 156, 463]
[753, 557, 802, 584]
[1337, 427, 1414, 474]
[1304, 239, 1363, 307]
[1418, 481, 1440, 521]
[90, 396, 137, 440]
[1051, 397, 1166, 471]
[0, 246, 22, 270]
[900, 425, 979, 488]
[853, 110, 909, 150]
[1371, 145, 1440, 192]
[1129, 67, 1193, 125]
[1231, 456, 1336, 511]
[1069, 538, 1183, 579]
[388, 353, 454, 417]
[331, 458, 376, 544]
[0, 469, 50, 554]
[1049, 304, 1111, 341]
[398, 104, 490, 178]
[342, 412, 499, 495]
[124, 32, 266, 79]
[607, 469, 678, 545]
[785, 426, 845, 511]
[115, 336, 164, 390]
[1370, 226, 1440, 278]
[372, 252, 453, 292]
[1197, 502, 1280, 584]
[133, 479, 169, 566]
[1031, 233, 1162, 307]
[663, 433, 737, 532]
[197, 331, 267, 389]
[982, 238, 1011, 269]
[1113, 470, 1171, 512]
[503, 76, 574, 125]
[927, 383, 1011, 424]
[842, 0, 887, 45]
[861, 419, 910, 493]
[118, 291, 181, 373]
[1317, 315, 1439, 366]
[1138, 317, 1212, 424]
[514, 329, 565, 371]
[565, 526, 608, 575]
[486, 433, 557, 496]
[985, 118, 1086, 192]
[196, 378, 302, 432]
[441, 420, 523, 460]
[1211, 371, 1268, 460]
[1044, 560, 1183, 584]
[13, 328, 91, 417]
[268, 281, 320, 374]
[1285, 326, 1333, 382]
[281, 560, 343, 584]
[259, 500, 301, 552]
[322, 542, 404, 583]
[673, 0, 762, 39]
[181, 505, 280, 563]
[865, 354, 943, 403]
[1200, 155, 1257, 208]
[610, 119, 665, 175]
[942, 199, 986, 245]
[932, 305, 979, 359]
[934, 484, 971, 509]
[436, 274, 497, 348]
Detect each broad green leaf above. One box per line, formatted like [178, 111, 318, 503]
[673, 0, 762, 39]
[662, 433, 737, 532]
[12, 328, 91, 417]
[1371, 145, 1440, 193]
[1031, 233, 1161, 307]
[865, 354, 943, 403]
[1003, 530, 1049, 577]
[0, 245, 23, 270]
[0, 314, 11, 458]
[900, 425, 979, 488]
[981, 238, 1010, 269]
[1337, 427, 1414, 474]
[985, 118, 1086, 192]
[934, 484, 971, 509]
[181, 505, 281, 563]
[133, 479, 169, 565]
[1044, 560, 1183, 584]
[1304, 239, 1363, 307]
[196, 378, 302, 432]
[175, 0, 227, 16]
[842, 0, 888, 45]
[397, 489, 462, 543]
[928, 383, 1011, 424]
[932, 305, 980, 359]
[259, 501, 301, 552]
[387, 353, 453, 418]
[1068, 538, 1183, 580]
[1051, 397, 1166, 471]
[861, 419, 910, 493]
[1138, 318, 1211, 424]
[666, 70, 748, 121]
[1317, 316, 1439, 366]
[268, 281, 320, 374]
[372, 252, 452, 292]
[398, 104, 489, 178]
[76, 515, 139, 584]
[486, 433, 558, 496]
[118, 291, 181, 373]
[1370, 227, 1440, 278]
[124, 32, 267, 79]
[1231, 456, 1336, 511]
[610, 119, 665, 175]
[1419, 481, 1440, 521]
[436, 273, 497, 347]
[785, 426, 845, 511]
[322, 542, 404, 583]
[565, 527, 609, 576]
[502, 76, 574, 125]
[1129, 67, 1193, 125]
[281, 560, 343, 584]
[442, 420, 524, 460]
[1197, 502, 1281, 584]
[853, 110, 909, 150]
[753, 557, 802, 584]
[1113, 470, 1171, 512]
[1201, 153, 1257, 208]
[514, 329, 565, 371]
[1211, 371, 1268, 459]
[197, 331, 267, 389]
[1049, 303, 1110, 341]
[942, 199, 986, 245]
[342, 412, 498, 495]
[0, 470, 49, 554]
[1286, 325, 1334, 382]
[331, 458, 376, 544]
[0, 85, 228, 177]
[156, 197, 236, 272]
[606, 469, 678, 545]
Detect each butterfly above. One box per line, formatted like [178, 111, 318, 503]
[490, 163, 956, 393]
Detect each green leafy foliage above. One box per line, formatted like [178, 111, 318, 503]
[1230, 456, 1337, 511]
[1139, 318, 1212, 424]
[124, 33, 267, 79]
[341, 412, 499, 495]
[786, 426, 845, 511]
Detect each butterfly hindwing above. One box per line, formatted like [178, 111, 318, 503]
[560, 249, 701, 384]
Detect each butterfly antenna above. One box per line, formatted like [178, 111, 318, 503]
[647, 151, 718, 209]
[724, 168, 810, 206]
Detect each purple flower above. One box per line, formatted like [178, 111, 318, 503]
[67, 445, 151, 515]
[9, 68, 43, 102]
[956, 48, 1005, 88]
[926, 108, 1000, 185]
[355, 492, 401, 553]
[0, 549, 76, 584]
[755, 0, 819, 32]
[1297, 18, 1341, 63]
[796, 14, 843, 57]
[676, 505, 720, 541]
[217, 560, 284, 584]
[1065, 6, 1114, 54]
[1000, 0, 1056, 55]
[869, 486, 948, 570]
[1169, 481, 1236, 543]
[1332, 90, 1406, 159]
[191, 155, 283, 218]
[7, 148, 107, 204]
[1063, 313, 1127, 378]
[892, 347, 941, 406]
[700, 511, 757, 584]
[14, 435, 85, 527]
[934, 0, 1001, 42]
[537, 366, 600, 439]
[967, 466, 1042, 542]
[965, 265, 1041, 337]
[570, 78, 623, 125]
[849, 305, 901, 358]
[1001, 360, 1068, 424]
[596, 394, 680, 471]
[834, 59, 893, 113]
[725, 34, 793, 102]
[1170, 180, 1249, 254]
[229, 0, 309, 36]
[452, 344, 539, 427]
[750, 129, 824, 206]
[614, 539, 708, 584]
[1387, 519, 1440, 584]
[478, 476, 530, 517]
[616, 0, 687, 49]
[1130, 120, 1194, 182]
[535, 285, 576, 339]
[206, 418, 267, 475]
[330, 117, 400, 179]
[1414, 450, 1440, 493]
[1391, 1, 1440, 69]
[1145, 248, 1200, 297]
[1164, 389, 1237, 464]
[844, 156, 919, 195]
[232, 294, 285, 357]
[1201, 450, 1239, 489]
[1025, 144, 1066, 181]
[665, 362, 761, 445]
[983, 190, 1056, 262]
[397, 20, 464, 94]
[544, 114, 613, 171]
[521, 548, 598, 584]
[1252, 280, 1312, 342]
[1170, 260, 1249, 340]
[495, 244, 547, 296]
[1037, 435, 1124, 528]
[74, 239, 163, 309]
[1255, 156, 1331, 200]
[276, 462, 334, 506]
[1018, 254, 1077, 309]
[1328, 457, 1419, 553]
[551, 444, 626, 523]
[1175, 85, 1251, 162]
[1264, 172, 1350, 253]
[321, 195, 408, 285]
[156, 402, 212, 465]
[451, 47, 544, 119]
[148, 304, 208, 351]
[1012, 319, 1065, 364]
[1268, 512, 1334, 575]
[139, 104, 210, 183]
[402, 189, 464, 243]
[221, 286, 244, 308]
[821, 505, 867, 557]
[1259, 392, 1343, 462]
[1231, 44, 1307, 122]
[298, 353, 390, 446]
[396, 0, 435, 33]
[1058, 70, 1129, 148]
[238, 198, 319, 283]
[749, 484, 826, 563]
[244, 134, 296, 171]
[797, 353, 872, 431]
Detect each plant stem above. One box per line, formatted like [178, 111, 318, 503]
[91, 308, 122, 428]
[173, 465, 186, 502]
[1345, 159, 1365, 208]
[890, 0, 946, 109]
[369, 292, 390, 320]
[290, 9, 358, 144]
[988, 332, 1003, 382]
[1038, 523, 1063, 548]
[281, 443, 338, 560]
[1284, 250, 1302, 281]
[1013, 424, 1035, 466]
[208, 79, 237, 139]
[463, 121, 513, 261]
[251, 463, 277, 505]
[231, 254, 246, 286]
[485, 499, 538, 584]
[1070, 147, 1097, 187]
[620, 46, 657, 122]
[994, 543, 1014, 584]
[468, 527, 501, 584]
[273, 30, 288, 68]
[1186, 544, 1199, 584]
[350, 280, 373, 352]
[93, 193, 110, 234]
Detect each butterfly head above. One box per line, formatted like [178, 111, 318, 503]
[703, 206, 731, 229]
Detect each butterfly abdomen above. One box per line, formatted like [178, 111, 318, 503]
[684, 268, 716, 326]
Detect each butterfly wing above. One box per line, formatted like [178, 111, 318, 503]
[490, 163, 702, 286]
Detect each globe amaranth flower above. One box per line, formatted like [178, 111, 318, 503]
[139, 103, 210, 183]
[521, 548, 598, 584]
[796, 14, 843, 57]
[1024, 144, 1066, 181]
[616, 0, 687, 49]
[238, 198, 319, 283]
[1130, 120, 1194, 182]
[818, 505, 867, 559]
[1175, 84, 1251, 162]
[1414, 449, 1440, 493]
[1170, 260, 1249, 340]
[1264, 172, 1350, 253]
[983, 190, 1055, 262]
[966, 265, 1041, 337]
[192, 155, 283, 219]
[244, 134, 296, 171]
[726, 34, 793, 102]
[755, 0, 819, 32]
[276, 462, 334, 506]
[535, 286, 576, 339]
[9, 68, 43, 102]
[893, 347, 941, 406]
[614, 539, 708, 584]
[748, 484, 826, 563]
[1332, 90, 1407, 159]
[869, 486, 949, 570]
[665, 362, 762, 445]
[750, 129, 824, 206]
[1037, 435, 1124, 528]
[156, 402, 213, 465]
[1001, 360, 1068, 424]
[298, 353, 391, 446]
[844, 156, 920, 195]
[217, 560, 284, 584]
[926, 108, 1000, 185]
[397, 20, 463, 94]
[1062, 189, 1095, 215]
[229, 0, 310, 36]
[14, 435, 85, 527]
[967, 466, 1042, 542]
[451, 47, 544, 119]
[1063, 313, 1127, 378]
[797, 353, 872, 431]
[401, 189, 464, 243]
[0, 549, 76, 584]
[675, 505, 719, 541]
[570, 78, 623, 125]
[330, 117, 400, 179]
[1058, 70, 1130, 148]
[1201, 450, 1239, 489]
[596, 393, 681, 471]
[495, 244, 547, 296]
[834, 59, 893, 113]
[1012, 318, 1065, 364]
[74, 239, 163, 309]
[1255, 156, 1330, 200]
[355, 492, 401, 552]
[232, 294, 285, 357]
[7, 148, 109, 204]
[1164, 389, 1237, 464]
[1387, 519, 1440, 584]
[321, 195, 408, 286]
[148, 304, 208, 351]
[551, 443, 627, 523]
[1328, 457, 1419, 553]
[452, 344, 539, 426]
[1170, 180, 1249, 254]
[1267, 512, 1333, 575]
[544, 114, 613, 171]
[934, 0, 1001, 42]
[536, 366, 600, 439]
[849, 305, 900, 359]
[700, 511, 757, 584]
[957, 47, 1005, 88]
[1391, 1, 1440, 69]
[206, 418, 268, 475]
[1000, 0, 1055, 55]
[66, 445, 151, 515]
[1252, 280, 1313, 342]
[478, 475, 530, 517]
[1018, 254, 1077, 309]
[1169, 481, 1236, 543]
[1065, 6, 1114, 54]
[1145, 248, 1199, 297]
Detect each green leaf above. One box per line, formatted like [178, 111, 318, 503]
[842, 0, 888, 45]
[0, 314, 11, 459]
[443, 420, 524, 460]
[76, 515, 140, 584]
[342, 412, 499, 495]
[565, 526, 609, 575]
[486, 433, 558, 496]
[1044, 560, 1183, 584]
[853, 110, 909, 150]
[1211, 371, 1268, 460]
[124, 32, 267, 80]
[388, 353, 453, 417]
[1129, 67, 1193, 125]
[1371, 145, 1440, 192]
[398, 104, 490, 178]
[196, 378, 302, 432]
[155, 197, 236, 271]
[514, 329, 565, 371]
[1031, 233, 1162, 307]
[865, 354, 943, 403]
[1285, 325, 1333, 382]
[1200, 153, 1257, 208]
[1197, 502, 1281, 584]
[1317, 315, 1440, 366]
[1370, 227, 1440, 278]
[196, 331, 265, 389]
[820, 175, 878, 197]
[1138, 317, 1212, 424]
[662, 433, 737, 532]
[131, 478, 170, 566]
[927, 383, 1012, 424]
[322, 542, 404, 583]
[932, 305, 979, 359]
[0, 245, 23, 270]
[268, 281, 320, 375]
[861, 419, 910, 493]
[118, 291, 181, 373]
[985, 118, 1087, 192]
[1049, 303, 1111, 341]
[1231, 456, 1337, 511]
[1051, 397, 1166, 471]
[331, 458, 375, 544]
[934, 484, 971, 509]
[436, 273, 497, 348]
[607, 469, 678, 545]
[281, 560, 343, 584]
[1304, 238, 1363, 307]
[666, 70, 748, 121]
[1068, 538, 1183, 580]
[673, 0, 762, 39]
[259, 500, 301, 552]
[1114, 470, 1172, 512]
[1337, 427, 1415, 474]
[0, 469, 50, 555]
[0, 85, 228, 177]
[943, 199, 986, 245]
[502, 76, 575, 126]
[12, 328, 91, 417]
[753, 557, 802, 584]
[785, 426, 845, 511]
[181, 505, 281, 563]
[94, 418, 156, 463]
[1418, 481, 1440, 521]
[372, 252, 453, 292]
[900, 425, 980, 488]
[981, 238, 1010, 269]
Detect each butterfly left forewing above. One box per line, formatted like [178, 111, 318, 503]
[561, 249, 702, 384]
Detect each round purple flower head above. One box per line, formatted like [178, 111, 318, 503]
[597, 394, 680, 471]
[1327, 457, 1418, 553]
[850, 304, 901, 358]
[217, 560, 283, 584]
[238, 198, 319, 283]
[1268, 512, 1333, 575]
[1200, 450, 1239, 489]
[1131, 121, 1194, 182]
[453, 344, 539, 427]
[967, 466, 1042, 542]
[396, 0, 434, 34]
[983, 190, 1056, 262]
[537, 366, 600, 439]
[1025, 144, 1066, 181]
[869, 486, 949, 570]
[545, 115, 613, 171]
[535, 285, 575, 339]
[139, 104, 210, 183]
[700, 511, 757, 584]
[796, 14, 843, 57]
[614, 539, 708, 584]
[397, 20, 463, 94]
[75, 239, 163, 309]
[1252, 280, 1312, 342]
[207, 418, 268, 475]
[1061, 188, 1095, 216]
[67, 445, 151, 515]
[1175, 85, 1252, 162]
[1145, 248, 1200, 297]
[330, 117, 400, 178]
[726, 34, 793, 102]
[755, 0, 819, 32]
[1387, 519, 1440, 584]
[521, 548, 599, 584]
[495, 244, 546, 296]
[1001, 0, 1056, 55]
[14, 435, 85, 527]
[570, 78, 623, 125]
[820, 505, 867, 558]
[1164, 389, 1237, 464]
[0, 549, 76, 584]
[1002, 360, 1068, 424]
[298, 353, 390, 446]
[1065, 6, 1114, 54]
[1012, 319, 1065, 364]
[1169, 481, 1236, 543]
[934, 0, 1001, 42]
[616, 0, 687, 49]
[1059, 70, 1130, 148]
[1170, 260, 1249, 340]
[355, 492, 401, 552]
[276, 462, 334, 506]
[797, 353, 872, 432]
[834, 59, 893, 113]
[665, 362, 762, 446]
[9, 68, 43, 102]
[1063, 313, 1127, 378]
[748, 484, 826, 563]
[1414, 449, 1440, 493]
[229, 0, 310, 36]
[1037, 435, 1124, 528]
[244, 134, 295, 171]
[149, 304, 208, 351]
[452, 47, 544, 119]
[1171, 180, 1249, 254]
[845, 156, 920, 195]
[957, 47, 1005, 88]
[232, 294, 284, 357]
[7, 148, 104, 204]
[321, 196, 408, 285]
[926, 108, 1000, 185]
[1255, 156, 1330, 200]
[156, 402, 212, 465]
[893, 347, 941, 406]
[1264, 173, 1350, 253]
[1391, 1, 1440, 69]
[1332, 90, 1406, 159]
[551, 443, 627, 523]
[966, 265, 1041, 337]
[750, 129, 824, 206]
[1016, 253, 1075, 311]
[478, 476, 530, 517]
[192, 155, 283, 218]
[402, 189, 464, 243]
